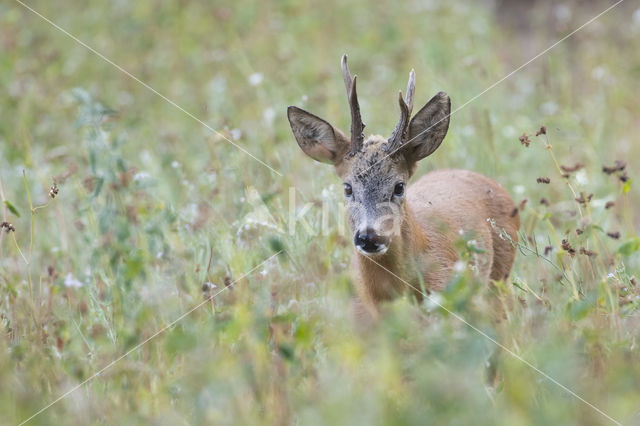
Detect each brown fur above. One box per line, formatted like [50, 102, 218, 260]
[351, 165, 519, 313]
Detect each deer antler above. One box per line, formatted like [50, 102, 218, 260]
[384, 69, 415, 153]
[341, 54, 365, 156]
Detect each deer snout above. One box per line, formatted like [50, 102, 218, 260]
[354, 228, 390, 256]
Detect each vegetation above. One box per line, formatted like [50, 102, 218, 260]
[1, 1, 639, 424]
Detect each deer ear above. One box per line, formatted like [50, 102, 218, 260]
[287, 106, 350, 165]
[403, 92, 450, 163]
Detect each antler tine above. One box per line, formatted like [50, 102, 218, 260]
[384, 69, 416, 153]
[341, 54, 365, 155]
[405, 69, 415, 114]
[341, 54, 352, 96]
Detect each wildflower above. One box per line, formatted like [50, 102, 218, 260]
[248, 72, 264, 86]
[519, 133, 531, 147]
[64, 273, 84, 288]
[537, 177, 551, 184]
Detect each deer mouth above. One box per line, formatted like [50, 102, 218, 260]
[356, 244, 389, 256]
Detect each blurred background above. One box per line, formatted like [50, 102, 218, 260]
[1, 0, 640, 424]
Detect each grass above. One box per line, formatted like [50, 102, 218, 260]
[1, 0, 640, 424]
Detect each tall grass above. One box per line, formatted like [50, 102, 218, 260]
[1, 0, 640, 424]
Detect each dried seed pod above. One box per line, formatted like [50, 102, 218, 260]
[560, 162, 585, 173]
[605, 201, 615, 209]
[607, 231, 621, 240]
[1, 221, 15, 233]
[537, 177, 551, 184]
[519, 198, 528, 210]
[544, 246, 553, 256]
[561, 239, 576, 256]
[519, 133, 531, 147]
[535, 126, 547, 136]
[602, 160, 626, 175]
[574, 192, 593, 205]
[579, 247, 596, 257]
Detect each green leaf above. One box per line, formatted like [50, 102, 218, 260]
[164, 327, 197, 356]
[278, 343, 295, 361]
[268, 235, 285, 254]
[618, 238, 640, 256]
[4, 200, 20, 217]
[566, 293, 595, 321]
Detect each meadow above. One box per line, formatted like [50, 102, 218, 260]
[1, 0, 640, 424]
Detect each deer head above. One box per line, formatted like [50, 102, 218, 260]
[287, 55, 451, 256]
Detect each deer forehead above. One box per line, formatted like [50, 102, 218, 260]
[337, 135, 408, 186]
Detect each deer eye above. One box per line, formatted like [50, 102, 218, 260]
[344, 183, 353, 197]
[393, 182, 405, 196]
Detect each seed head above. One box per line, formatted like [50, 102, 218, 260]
[579, 247, 596, 257]
[602, 160, 626, 175]
[49, 177, 59, 199]
[535, 126, 547, 136]
[561, 239, 576, 256]
[560, 162, 584, 173]
[574, 192, 593, 206]
[519, 133, 531, 147]
[0, 221, 15, 233]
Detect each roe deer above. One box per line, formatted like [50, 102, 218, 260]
[287, 55, 519, 315]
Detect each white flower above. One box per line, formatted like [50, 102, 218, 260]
[513, 185, 526, 195]
[634, 8, 640, 27]
[230, 128, 242, 140]
[540, 101, 558, 116]
[64, 273, 83, 288]
[133, 171, 150, 182]
[263, 107, 275, 126]
[554, 4, 572, 23]
[248, 72, 264, 86]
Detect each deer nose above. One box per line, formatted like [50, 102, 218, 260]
[354, 228, 389, 255]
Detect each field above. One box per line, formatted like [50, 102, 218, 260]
[1, 0, 640, 424]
